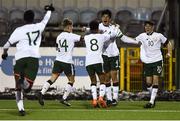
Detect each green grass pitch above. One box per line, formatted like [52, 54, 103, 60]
[0, 100, 180, 120]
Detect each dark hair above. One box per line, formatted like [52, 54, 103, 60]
[62, 18, 73, 27]
[89, 20, 99, 31]
[24, 10, 34, 23]
[101, 9, 112, 18]
[144, 20, 155, 26]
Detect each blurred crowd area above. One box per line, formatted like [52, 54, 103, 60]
[0, 0, 167, 47]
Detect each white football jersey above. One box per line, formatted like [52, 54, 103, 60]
[99, 23, 119, 57]
[84, 33, 110, 66]
[135, 32, 167, 63]
[55, 32, 81, 64]
[8, 11, 51, 60]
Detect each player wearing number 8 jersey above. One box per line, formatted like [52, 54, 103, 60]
[37, 18, 83, 107]
[84, 20, 117, 108]
[1, 4, 54, 116]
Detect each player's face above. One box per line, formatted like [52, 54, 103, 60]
[102, 14, 111, 26]
[145, 24, 154, 34]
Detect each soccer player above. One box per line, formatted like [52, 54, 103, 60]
[121, 21, 172, 108]
[37, 18, 83, 107]
[84, 20, 112, 108]
[1, 5, 54, 116]
[98, 9, 121, 106]
[83, 10, 138, 106]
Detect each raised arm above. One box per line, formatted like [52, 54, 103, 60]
[40, 11, 52, 26]
[120, 35, 139, 44]
[39, 4, 55, 29]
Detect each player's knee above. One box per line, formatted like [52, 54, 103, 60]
[24, 87, 32, 93]
[68, 79, 75, 84]
[146, 82, 152, 88]
[23, 79, 33, 93]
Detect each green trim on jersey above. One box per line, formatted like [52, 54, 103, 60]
[52, 61, 75, 76]
[86, 63, 104, 76]
[14, 57, 39, 81]
[143, 60, 163, 76]
[102, 55, 120, 72]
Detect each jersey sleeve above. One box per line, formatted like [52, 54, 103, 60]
[135, 34, 143, 43]
[8, 29, 20, 44]
[159, 33, 167, 44]
[36, 11, 51, 31]
[72, 33, 81, 42]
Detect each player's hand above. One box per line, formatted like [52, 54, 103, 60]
[44, 4, 55, 11]
[166, 53, 171, 58]
[81, 27, 90, 32]
[81, 27, 87, 32]
[1, 53, 8, 60]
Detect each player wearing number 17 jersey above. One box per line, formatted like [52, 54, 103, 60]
[38, 18, 82, 107]
[1, 4, 54, 116]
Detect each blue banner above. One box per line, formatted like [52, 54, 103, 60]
[1, 56, 88, 76]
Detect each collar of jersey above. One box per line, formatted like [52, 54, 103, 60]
[63, 30, 70, 33]
[102, 23, 112, 27]
[146, 32, 154, 35]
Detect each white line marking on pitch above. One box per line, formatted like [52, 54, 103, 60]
[0, 109, 180, 113]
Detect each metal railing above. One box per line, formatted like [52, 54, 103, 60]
[120, 47, 174, 92]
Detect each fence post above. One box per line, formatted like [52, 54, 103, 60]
[120, 48, 125, 91]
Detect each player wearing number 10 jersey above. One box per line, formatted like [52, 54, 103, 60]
[1, 4, 54, 116]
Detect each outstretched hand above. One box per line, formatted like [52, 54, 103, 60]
[44, 4, 55, 11]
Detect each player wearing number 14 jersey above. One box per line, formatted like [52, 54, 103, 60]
[1, 4, 54, 116]
[37, 18, 82, 107]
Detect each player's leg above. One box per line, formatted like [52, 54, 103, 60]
[14, 57, 39, 116]
[143, 62, 153, 108]
[60, 63, 75, 106]
[13, 58, 27, 116]
[102, 55, 112, 105]
[149, 61, 162, 107]
[144, 63, 153, 93]
[144, 61, 162, 108]
[110, 56, 120, 106]
[38, 73, 59, 106]
[96, 63, 107, 108]
[146, 77, 153, 93]
[38, 61, 61, 106]
[90, 75, 98, 107]
[86, 65, 98, 107]
[14, 73, 25, 116]
[149, 75, 159, 106]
